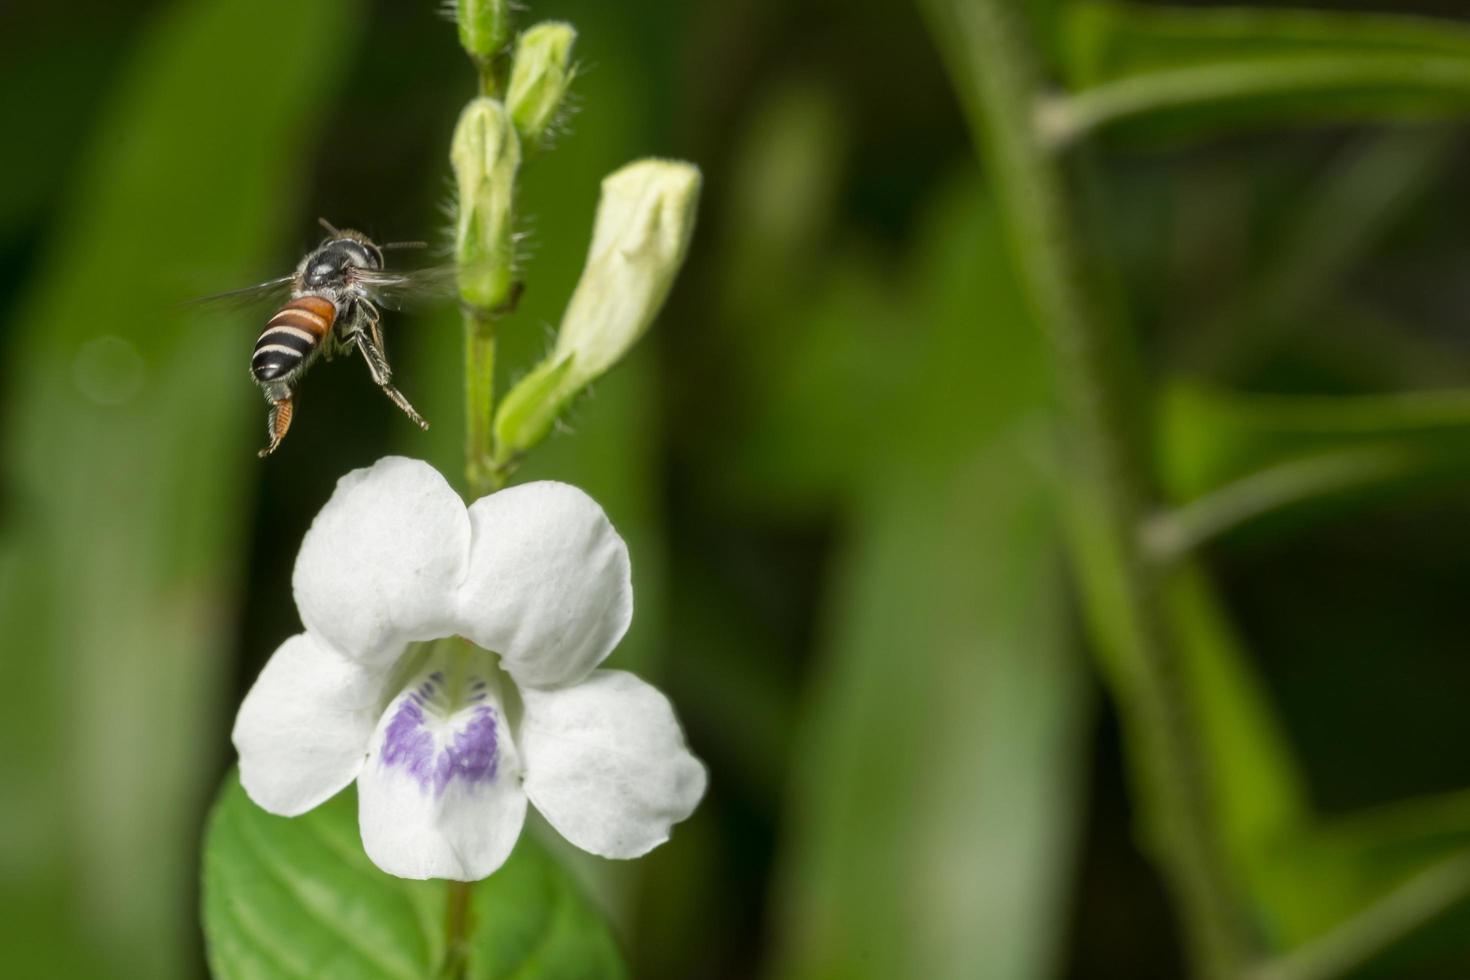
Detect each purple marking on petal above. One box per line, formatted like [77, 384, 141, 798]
[380, 698, 437, 790]
[379, 694, 499, 797]
[445, 706, 499, 788]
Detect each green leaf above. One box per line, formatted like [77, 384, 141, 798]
[203, 773, 628, 980]
[0, 0, 361, 976]
[1048, 2, 1470, 143]
[1253, 798, 1470, 956]
[767, 178, 1085, 980]
[1164, 566, 1307, 884]
[729, 175, 1049, 512]
[770, 436, 1086, 980]
[1152, 381, 1470, 551]
[1158, 409, 1470, 964]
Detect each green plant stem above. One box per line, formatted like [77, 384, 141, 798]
[1142, 446, 1417, 562]
[464, 308, 501, 496]
[460, 49, 516, 500]
[918, 1, 1252, 976]
[443, 879, 474, 978]
[1037, 55, 1470, 148]
[449, 37, 514, 980]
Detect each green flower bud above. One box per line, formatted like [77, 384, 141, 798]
[451, 97, 521, 310]
[493, 355, 576, 460]
[507, 22, 577, 148]
[552, 159, 701, 387]
[456, 0, 512, 60]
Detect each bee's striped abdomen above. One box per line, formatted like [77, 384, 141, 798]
[252, 295, 336, 383]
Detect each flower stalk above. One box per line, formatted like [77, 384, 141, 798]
[453, 14, 586, 497]
[450, 1, 519, 959]
[445, 877, 473, 977]
[918, 0, 1254, 976]
[453, 94, 521, 497]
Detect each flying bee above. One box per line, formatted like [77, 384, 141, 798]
[199, 219, 454, 456]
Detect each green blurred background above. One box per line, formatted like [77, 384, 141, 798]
[8, 0, 1470, 977]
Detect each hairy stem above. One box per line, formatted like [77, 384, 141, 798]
[918, 0, 1252, 975]
[464, 308, 501, 496]
[448, 12, 516, 973]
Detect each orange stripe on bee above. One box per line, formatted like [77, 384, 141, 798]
[268, 296, 336, 339]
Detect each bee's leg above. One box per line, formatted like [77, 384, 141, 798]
[259, 384, 295, 458]
[355, 310, 429, 430]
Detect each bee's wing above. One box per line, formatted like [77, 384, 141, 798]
[350, 264, 462, 311]
[180, 275, 296, 312]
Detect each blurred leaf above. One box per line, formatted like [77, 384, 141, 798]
[1251, 802, 1470, 957]
[767, 178, 1086, 980]
[1048, 2, 1470, 143]
[1164, 568, 1307, 896]
[1160, 417, 1470, 963]
[203, 774, 627, 980]
[1152, 382, 1470, 550]
[1171, 128, 1456, 377]
[0, 0, 361, 976]
[0, 12, 137, 245]
[1248, 849, 1470, 980]
[770, 435, 1086, 980]
[723, 79, 849, 320]
[729, 174, 1049, 511]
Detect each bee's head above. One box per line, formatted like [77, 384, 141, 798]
[302, 232, 384, 290]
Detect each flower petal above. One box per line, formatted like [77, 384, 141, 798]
[520, 670, 706, 859]
[455, 481, 632, 688]
[233, 633, 386, 816]
[294, 457, 470, 664]
[357, 664, 527, 880]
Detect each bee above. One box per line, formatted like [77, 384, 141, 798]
[200, 219, 452, 457]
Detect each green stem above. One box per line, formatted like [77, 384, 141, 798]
[464, 307, 501, 496]
[448, 23, 515, 978]
[1037, 56, 1470, 148]
[1141, 446, 1417, 562]
[918, 1, 1251, 975]
[443, 879, 474, 978]
[459, 56, 517, 499]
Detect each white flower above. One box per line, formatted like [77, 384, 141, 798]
[232, 457, 706, 880]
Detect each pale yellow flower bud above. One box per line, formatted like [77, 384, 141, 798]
[507, 22, 578, 149]
[456, 0, 512, 60]
[491, 159, 701, 460]
[451, 97, 521, 310]
[552, 159, 701, 385]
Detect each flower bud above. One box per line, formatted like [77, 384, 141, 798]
[552, 159, 701, 387]
[452, 97, 521, 310]
[456, 0, 512, 60]
[507, 22, 577, 149]
[493, 355, 576, 459]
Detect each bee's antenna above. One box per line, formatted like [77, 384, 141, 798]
[382, 241, 429, 251]
[317, 216, 342, 236]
